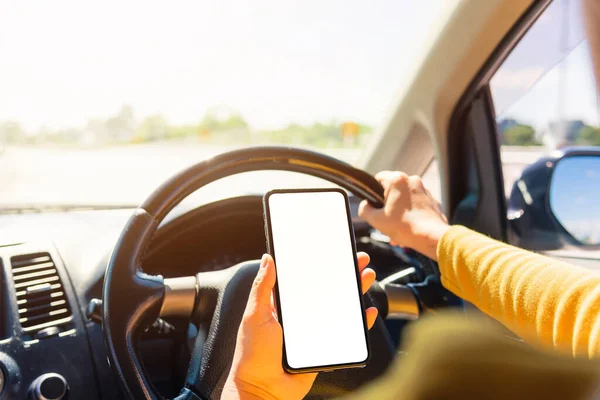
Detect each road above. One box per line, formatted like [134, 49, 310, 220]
[0, 144, 363, 206]
[0, 143, 541, 207]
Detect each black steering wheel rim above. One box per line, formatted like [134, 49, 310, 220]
[102, 146, 388, 399]
[142, 146, 385, 220]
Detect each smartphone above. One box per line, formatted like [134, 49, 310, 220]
[263, 188, 370, 373]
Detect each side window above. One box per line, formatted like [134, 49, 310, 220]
[490, 0, 600, 253]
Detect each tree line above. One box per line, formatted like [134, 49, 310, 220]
[0, 105, 372, 148]
[498, 118, 600, 147]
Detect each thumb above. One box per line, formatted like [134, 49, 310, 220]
[248, 254, 277, 316]
[358, 200, 384, 228]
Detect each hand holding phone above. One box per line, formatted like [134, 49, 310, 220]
[223, 252, 377, 400]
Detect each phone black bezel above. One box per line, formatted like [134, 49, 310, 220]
[263, 188, 371, 374]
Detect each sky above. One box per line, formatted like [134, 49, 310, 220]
[491, 0, 600, 130]
[2, 0, 598, 134]
[494, 42, 600, 130]
[0, 0, 450, 132]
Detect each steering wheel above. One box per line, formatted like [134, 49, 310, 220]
[102, 147, 435, 400]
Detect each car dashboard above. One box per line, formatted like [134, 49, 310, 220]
[0, 195, 417, 399]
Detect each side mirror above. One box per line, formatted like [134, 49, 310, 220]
[549, 155, 600, 246]
[507, 149, 600, 250]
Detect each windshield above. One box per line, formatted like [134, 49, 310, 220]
[0, 1, 446, 208]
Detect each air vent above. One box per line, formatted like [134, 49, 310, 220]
[10, 253, 73, 334]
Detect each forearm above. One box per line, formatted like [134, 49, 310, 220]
[437, 226, 600, 358]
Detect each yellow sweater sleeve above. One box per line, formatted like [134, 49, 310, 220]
[437, 225, 600, 358]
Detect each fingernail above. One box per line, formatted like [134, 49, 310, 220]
[260, 254, 268, 268]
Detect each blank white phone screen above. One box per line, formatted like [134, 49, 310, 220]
[267, 191, 368, 370]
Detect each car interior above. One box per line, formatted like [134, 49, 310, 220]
[1, 0, 599, 399]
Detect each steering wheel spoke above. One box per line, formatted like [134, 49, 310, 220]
[184, 261, 260, 399]
[160, 276, 198, 318]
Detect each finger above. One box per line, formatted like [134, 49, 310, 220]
[375, 171, 408, 188]
[374, 170, 398, 185]
[358, 199, 380, 221]
[408, 175, 425, 189]
[358, 200, 384, 227]
[249, 254, 277, 311]
[357, 252, 370, 272]
[357, 199, 369, 218]
[374, 170, 392, 180]
[374, 171, 395, 195]
[360, 268, 376, 294]
[366, 307, 378, 329]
